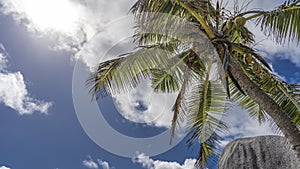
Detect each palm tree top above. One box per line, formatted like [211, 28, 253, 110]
[88, 0, 300, 168]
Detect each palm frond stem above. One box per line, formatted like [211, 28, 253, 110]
[177, 1, 215, 39]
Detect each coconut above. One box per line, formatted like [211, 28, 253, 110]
[244, 53, 253, 65]
[225, 20, 233, 30]
[252, 62, 262, 74]
[234, 16, 246, 28]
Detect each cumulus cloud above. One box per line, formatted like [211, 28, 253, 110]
[0, 0, 136, 66]
[98, 160, 113, 169]
[113, 79, 178, 128]
[219, 105, 275, 148]
[0, 45, 52, 115]
[133, 153, 197, 169]
[82, 157, 113, 169]
[0, 0, 85, 51]
[83, 159, 98, 169]
[71, 0, 136, 70]
[224, 106, 274, 137]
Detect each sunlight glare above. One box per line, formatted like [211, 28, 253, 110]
[18, 0, 82, 34]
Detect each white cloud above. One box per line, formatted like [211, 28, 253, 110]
[0, 53, 7, 71]
[0, 72, 52, 114]
[0, 0, 84, 52]
[0, 166, 10, 169]
[0, 0, 136, 66]
[98, 160, 113, 169]
[0, 0, 82, 33]
[83, 157, 113, 169]
[0, 45, 52, 115]
[83, 159, 98, 169]
[113, 79, 178, 128]
[218, 105, 275, 148]
[223, 106, 274, 137]
[133, 153, 197, 169]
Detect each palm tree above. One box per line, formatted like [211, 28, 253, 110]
[88, 0, 300, 168]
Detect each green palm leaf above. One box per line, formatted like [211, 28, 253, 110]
[230, 82, 269, 124]
[267, 78, 300, 127]
[88, 0, 300, 167]
[88, 45, 174, 97]
[185, 62, 228, 168]
[257, 1, 300, 44]
[231, 48, 300, 127]
[170, 65, 191, 144]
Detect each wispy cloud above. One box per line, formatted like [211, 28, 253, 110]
[133, 153, 197, 169]
[0, 44, 52, 114]
[0, 0, 88, 53]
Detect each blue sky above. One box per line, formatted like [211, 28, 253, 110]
[0, 0, 299, 169]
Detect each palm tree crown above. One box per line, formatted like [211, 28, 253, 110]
[88, 0, 300, 168]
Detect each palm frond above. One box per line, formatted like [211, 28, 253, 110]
[265, 77, 300, 127]
[230, 82, 269, 124]
[87, 57, 124, 98]
[231, 47, 300, 127]
[131, 0, 192, 28]
[232, 44, 272, 71]
[150, 49, 193, 93]
[150, 68, 182, 93]
[194, 133, 221, 169]
[185, 62, 228, 168]
[88, 45, 176, 97]
[257, 1, 300, 44]
[131, 0, 215, 23]
[170, 65, 191, 144]
[131, 0, 217, 40]
[245, 62, 300, 127]
[134, 13, 211, 49]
